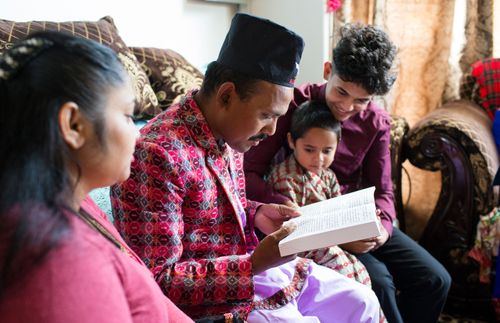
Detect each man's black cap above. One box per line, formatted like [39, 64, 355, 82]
[217, 13, 304, 88]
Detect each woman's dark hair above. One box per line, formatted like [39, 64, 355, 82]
[199, 61, 260, 100]
[332, 23, 397, 95]
[289, 101, 341, 142]
[0, 31, 127, 296]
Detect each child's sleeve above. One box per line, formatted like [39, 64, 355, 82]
[267, 165, 303, 206]
[329, 171, 342, 198]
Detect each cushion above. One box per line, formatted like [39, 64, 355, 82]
[131, 47, 203, 119]
[0, 16, 158, 119]
[459, 58, 500, 121]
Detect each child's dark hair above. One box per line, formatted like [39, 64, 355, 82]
[332, 23, 397, 95]
[290, 101, 341, 142]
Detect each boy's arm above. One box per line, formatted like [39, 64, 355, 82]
[362, 117, 396, 236]
[244, 84, 325, 204]
[244, 113, 292, 204]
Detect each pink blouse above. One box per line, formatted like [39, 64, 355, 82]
[0, 197, 193, 323]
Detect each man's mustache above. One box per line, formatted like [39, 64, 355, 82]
[249, 134, 268, 141]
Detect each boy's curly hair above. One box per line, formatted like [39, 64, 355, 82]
[333, 23, 397, 95]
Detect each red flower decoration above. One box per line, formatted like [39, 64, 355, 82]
[326, 0, 342, 13]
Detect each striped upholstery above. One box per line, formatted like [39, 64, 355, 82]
[0, 16, 158, 119]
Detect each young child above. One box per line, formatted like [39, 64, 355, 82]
[268, 100, 371, 286]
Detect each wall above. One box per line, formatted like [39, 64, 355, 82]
[247, 0, 331, 85]
[1, 0, 330, 83]
[0, 0, 236, 70]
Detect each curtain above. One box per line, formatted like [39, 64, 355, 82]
[332, 0, 493, 240]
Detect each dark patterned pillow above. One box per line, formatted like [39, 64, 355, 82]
[0, 16, 158, 119]
[131, 47, 203, 119]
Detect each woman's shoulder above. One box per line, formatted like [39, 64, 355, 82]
[0, 215, 170, 322]
[61, 215, 128, 274]
[0, 217, 120, 320]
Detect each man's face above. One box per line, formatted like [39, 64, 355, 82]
[323, 62, 372, 122]
[218, 80, 293, 153]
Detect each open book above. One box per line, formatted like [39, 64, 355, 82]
[278, 187, 381, 257]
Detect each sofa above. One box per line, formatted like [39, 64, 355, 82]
[0, 16, 204, 121]
[0, 15, 206, 219]
[404, 61, 500, 318]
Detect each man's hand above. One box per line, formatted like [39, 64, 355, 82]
[254, 203, 301, 235]
[283, 200, 299, 208]
[251, 222, 297, 274]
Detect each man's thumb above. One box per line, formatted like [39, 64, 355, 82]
[272, 222, 297, 241]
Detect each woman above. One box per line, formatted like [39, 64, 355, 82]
[0, 31, 192, 322]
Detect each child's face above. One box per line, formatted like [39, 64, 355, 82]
[288, 127, 339, 175]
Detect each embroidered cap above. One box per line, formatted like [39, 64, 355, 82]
[217, 13, 304, 88]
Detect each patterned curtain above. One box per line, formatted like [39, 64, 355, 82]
[332, 0, 493, 239]
[460, 0, 493, 73]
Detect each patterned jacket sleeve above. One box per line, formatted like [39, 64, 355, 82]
[244, 84, 322, 204]
[244, 199, 262, 249]
[111, 141, 254, 307]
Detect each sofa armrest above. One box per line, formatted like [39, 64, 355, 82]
[390, 115, 409, 230]
[406, 100, 498, 250]
[404, 99, 499, 313]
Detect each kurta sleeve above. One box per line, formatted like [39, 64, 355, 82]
[328, 171, 342, 199]
[111, 141, 254, 307]
[361, 117, 396, 236]
[244, 114, 292, 205]
[267, 163, 304, 206]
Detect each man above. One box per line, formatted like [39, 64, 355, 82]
[111, 14, 381, 322]
[244, 23, 451, 323]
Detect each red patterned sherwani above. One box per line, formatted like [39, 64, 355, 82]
[111, 92, 261, 320]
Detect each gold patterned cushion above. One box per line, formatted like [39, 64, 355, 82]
[130, 47, 203, 119]
[0, 16, 158, 119]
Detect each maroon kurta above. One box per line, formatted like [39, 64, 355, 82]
[244, 82, 396, 235]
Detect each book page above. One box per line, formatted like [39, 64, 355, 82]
[299, 186, 375, 215]
[278, 187, 378, 255]
[287, 204, 377, 238]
